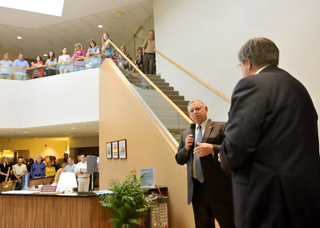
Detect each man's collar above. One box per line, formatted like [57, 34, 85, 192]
[197, 118, 208, 129]
[255, 65, 270, 74]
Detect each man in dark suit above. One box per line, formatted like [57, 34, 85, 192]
[220, 37, 320, 228]
[176, 100, 235, 228]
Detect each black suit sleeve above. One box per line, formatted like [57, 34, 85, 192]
[175, 132, 190, 165]
[220, 77, 267, 172]
[213, 122, 226, 155]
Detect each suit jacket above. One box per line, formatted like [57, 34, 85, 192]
[176, 119, 233, 204]
[220, 65, 320, 228]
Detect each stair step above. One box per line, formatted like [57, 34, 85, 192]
[167, 95, 185, 101]
[162, 90, 179, 96]
[152, 82, 170, 87]
[159, 86, 174, 91]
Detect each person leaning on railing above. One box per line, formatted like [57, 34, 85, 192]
[101, 32, 113, 58]
[135, 47, 144, 72]
[12, 53, 30, 80]
[72, 43, 86, 72]
[45, 50, 57, 76]
[31, 55, 44, 79]
[58, 47, 71, 74]
[142, 29, 155, 74]
[0, 53, 13, 80]
[86, 39, 101, 68]
[118, 45, 132, 70]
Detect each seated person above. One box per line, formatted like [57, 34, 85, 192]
[45, 162, 56, 177]
[30, 155, 46, 178]
[54, 162, 67, 185]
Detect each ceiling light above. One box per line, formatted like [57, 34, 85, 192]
[23, 131, 28, 134]
[17, 36, 22, 39]
[70, 127, 76, 130]
[43, 54, 48, 57]
[98, 25, 103, 28]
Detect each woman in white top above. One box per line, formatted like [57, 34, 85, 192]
[58, 48, 71, 74]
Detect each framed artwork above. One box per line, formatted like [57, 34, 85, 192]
[112, 141, 119, 159]
[106, 142, 112, 159]
[119, 139, 127, 159]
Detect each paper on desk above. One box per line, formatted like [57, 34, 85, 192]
[1, 190, 39, 194]
[92, 189, 113, 195]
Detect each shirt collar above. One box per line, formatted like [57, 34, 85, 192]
[255, 65, 270, 74]
[197, 118, 208, 130]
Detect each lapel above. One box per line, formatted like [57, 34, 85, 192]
[202, 119, 214, 142]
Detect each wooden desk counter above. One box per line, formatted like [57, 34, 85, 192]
[0, 192, 111, 228]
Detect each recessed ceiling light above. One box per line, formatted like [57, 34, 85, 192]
[17, 36, 22, 39]
[43, 54, 48, 57]
[23, 131, 28, 134]
[70, 127, 76, 130]
[98, 25, 103, 28]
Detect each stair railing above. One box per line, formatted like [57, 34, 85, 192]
[109, 40, 192, 124]
[154, 49, 231, 103]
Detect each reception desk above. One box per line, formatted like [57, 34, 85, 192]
[0, 192, 111, 228]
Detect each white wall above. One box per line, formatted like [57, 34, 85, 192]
[153, 0, 320, 122]
[0, 69, 99, 128]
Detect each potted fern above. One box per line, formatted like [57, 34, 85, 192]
[99, 170, 153, 228]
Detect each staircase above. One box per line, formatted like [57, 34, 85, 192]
[119, 69, 190, 143]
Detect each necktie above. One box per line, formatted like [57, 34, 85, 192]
[195, 125, 204, 183]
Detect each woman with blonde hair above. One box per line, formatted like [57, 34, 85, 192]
[72, 43, 86, 71]
[101, 32, 113, 58]
[0, 156, 11, 183]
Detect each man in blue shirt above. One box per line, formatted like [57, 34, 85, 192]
[30, 155, 45, 178]
[12, 53, 30, 80]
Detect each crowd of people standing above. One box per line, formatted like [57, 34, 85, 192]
[0, 154, 92, 192]
[0, 30, 156, 80]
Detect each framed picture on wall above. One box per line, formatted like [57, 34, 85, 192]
[119, 139, 127, 159]
[106, 142, 112, 159]
[112, 141, 119, 159]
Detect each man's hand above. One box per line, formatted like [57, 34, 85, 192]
[185, 134, 194, 151]
[194, 142, 214, 157]
[218, 153, 221, 162]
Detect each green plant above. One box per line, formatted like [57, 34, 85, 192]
[99, 170, 153, 228]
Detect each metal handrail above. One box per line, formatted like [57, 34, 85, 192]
[109, 40, 193, 124]
[154, 49, 231, 103]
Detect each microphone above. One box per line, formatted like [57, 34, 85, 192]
[190, 123, 196, 151]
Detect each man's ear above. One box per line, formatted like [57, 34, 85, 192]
[245, 60, 252, 70]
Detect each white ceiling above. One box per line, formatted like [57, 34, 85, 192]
[0, 121, 99, 138]
[0, 0, 153, 60]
